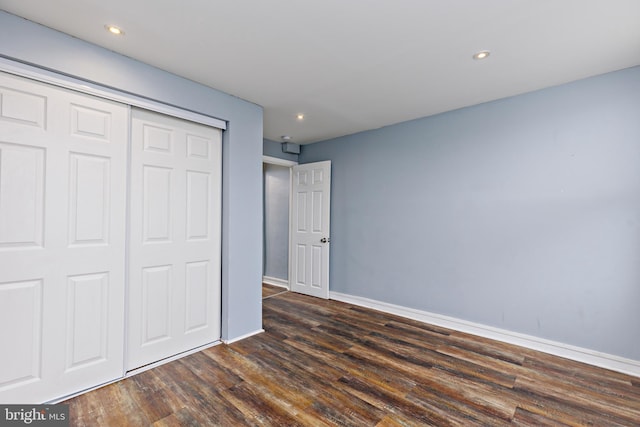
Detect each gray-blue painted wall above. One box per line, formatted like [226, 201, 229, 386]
[263, 138, 299, 162]
[300, 66, 640, 361]
[263, 164, 290, 280]
[0, 11, 263, 340]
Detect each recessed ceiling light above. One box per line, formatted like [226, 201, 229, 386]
[296, 113, 305, 120]
[105, 25, 124, 36]
[473, 50, 490, 60]
[281, 135, 292, 141]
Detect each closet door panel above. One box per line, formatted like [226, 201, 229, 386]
[128, 108, 221, 370]
[0, 72, 127, 403]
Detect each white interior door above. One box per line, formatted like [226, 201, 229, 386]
[0, 72, 128, 403]
[290, 161, 331, 299]
[128, 108, 222, 370]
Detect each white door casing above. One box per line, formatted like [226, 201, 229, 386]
[0, 72, 128, 403]
[290, 161, 331, 299]
[127, 108, 222, 370]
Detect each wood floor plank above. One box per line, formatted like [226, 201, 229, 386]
[289, 325, 356, 353]
[360, 336, 518, 389]
[64, 286, 640, 426]
[405, 367, 518, 425]
[232, 338, 386, 425]
[225, 330, 283, 356]
[151, 408, 201, 427]
[256, 334, 347, 382]
[374, 321, 452, 350]
[382, 318, 453, 337]
[118, 372, 174, 423]
[262, 283, 288, 298]
[266, 293, 340, 323]
[261, 299, 323, 329]
[244, 349, 388, 425]
[337, 374, 458, 426]
[513, 388, 631, 427]
[218, 381, 311, 426]
[343, 342, 436, 384]
[522, 354, 640, 399]
[203, 345, 315, 410]
[436, 344, 529, 378]
[152, 357, 249, 426]
[175, 350, 244, 392]
[72, 380, 150, 427]
[514, 374, 640, 426]
[445, 331, 530, 365]
[374, 414, 415, 427]
[511, 407, 572, 427]
[283, 335, 418, 394]
[518, 361, 640, 413]
[405, 389, 509, 427]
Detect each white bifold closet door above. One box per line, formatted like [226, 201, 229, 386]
[127, 108, 222, 370]
[0, 72, 128, 403]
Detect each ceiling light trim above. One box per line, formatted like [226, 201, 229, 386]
[105, 24, 125, 36]
[473, 50, 491, 60]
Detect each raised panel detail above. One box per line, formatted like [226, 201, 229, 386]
[185, 261, 209, 333]
[0, 143, 45, 249]
[143, 124, 172, 153]
[186, 134, 210, 159]
[312, 191, 322, 233]
[297, 171, 308, 186]
[66, 273, 108, 370]
[311, 246, 322, 288]
[296, 244, 306, 285]
[142, 266, 172, 345]
[297, 193, 307, 232]
[0, 87, 46, 128]
[0, 279, 42, 389]
[69, 153, 110, 246]
[186, 171, 210, 241]
[70, 104, 111, 141]
[143, 166, 172, 243]
[312, 169, 324, 185]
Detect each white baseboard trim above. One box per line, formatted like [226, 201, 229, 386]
[330, 291, 640, 378]
[223, 328, 265, 345]
[263, 276, 289, 289]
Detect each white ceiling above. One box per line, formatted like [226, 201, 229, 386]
[1, 1, 640, 144]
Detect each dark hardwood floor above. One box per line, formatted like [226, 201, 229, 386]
[262, 283, 288, 299]
[65, 285, 640, 426]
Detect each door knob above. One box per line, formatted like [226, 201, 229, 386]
[320, 237, 330, 243]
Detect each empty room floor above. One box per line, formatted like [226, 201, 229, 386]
[65, 284, 640, 426]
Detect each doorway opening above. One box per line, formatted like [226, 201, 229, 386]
[262, 156, 332, 299]
[262, 156, 296, 290]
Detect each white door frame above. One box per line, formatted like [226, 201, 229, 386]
[262, 155, 297, 290]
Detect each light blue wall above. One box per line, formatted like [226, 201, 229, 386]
[0, 11, 263, 340]
[263, 164, 290, 280]
[300, 66, 640, 360]
[263, 138, 299, 162]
